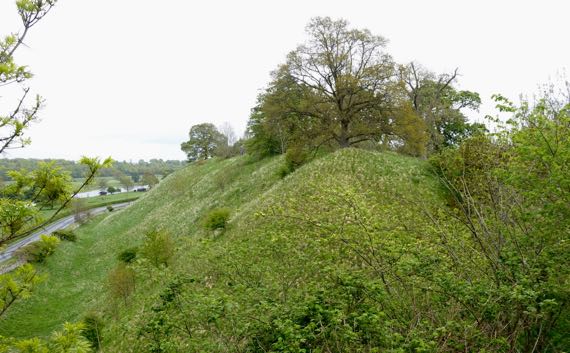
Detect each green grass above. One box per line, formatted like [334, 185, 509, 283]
[0, 150, 448, 350]
[0, 215, 112, 338]
[37, 192, 141, 221]
[0, 155, 283, 338]
[0, 192, 143, 251]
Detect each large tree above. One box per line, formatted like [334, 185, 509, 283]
[399, 62, 484, 153]
[276, 17, 395, 148]
[181, 123, 225, 161]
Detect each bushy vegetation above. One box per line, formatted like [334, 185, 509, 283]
[139, 230, 174, 267]
[81, 312, 104, 350]
[0, 322, 92, 352]
[16, 235, 60, 263]
[203, 208, 231, 231]
[107, 264, 136, 305]
[0, 264, 43, 318]
[429, 96, 570, 351]
[52, 229, 77, 242]
[117, 247, 138, 264]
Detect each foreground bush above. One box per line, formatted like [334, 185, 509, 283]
[16, 235, 60, 263]
[0, 322, 92, 352]
[0, 264, 43, 319]
[429, 98, 570, 351]
[278, 146, 308, 178]
[81, 312, 104, 350]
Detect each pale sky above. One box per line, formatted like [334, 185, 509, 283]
[0, 0, 568, 161]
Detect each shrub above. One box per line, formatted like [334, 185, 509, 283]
[107, 205, 114, 212]
[52, 229, 77, 242]
[277, 164, 291, 178]
[2, 322, 92, 352]
[278, 146, 308, 178]
[117, 247, 138, 264]
[81, 312, 104, 350]
[16, 235, 60, 263]
[214, 143, 242, 159]
[203, 208, 230, 231]
[140, 230, 174, 267]
[108, 264, 136, 305]
[285, 145, 307, 170]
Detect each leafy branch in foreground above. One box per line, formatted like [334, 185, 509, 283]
[0, 263, 43, 318]
[0, 322, 92, 352]
[1, 0, 57, 154]
[0, 1, 112, 328]
[0, 157, 113, 247]
[429, 94, 569, 352]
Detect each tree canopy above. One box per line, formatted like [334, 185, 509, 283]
[180, 123, 225, 161]
[246, 17, 484, 160]
[399, 62, 485, 152]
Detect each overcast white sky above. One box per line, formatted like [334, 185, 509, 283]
[0, 0, 568, 161]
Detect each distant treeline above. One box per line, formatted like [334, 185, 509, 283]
[0, 158, 185, 181]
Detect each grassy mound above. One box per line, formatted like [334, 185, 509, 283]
[3, 149, 464, 351]
[97, 149, 447, 352]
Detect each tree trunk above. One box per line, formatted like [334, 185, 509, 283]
[339, 120, 350, 148]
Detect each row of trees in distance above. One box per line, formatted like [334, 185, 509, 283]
[0, 158, 184, 181]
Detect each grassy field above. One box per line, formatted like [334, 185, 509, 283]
[82, 191, 141, 208]
[0, 192, 144, 251]
[37, 191, 142, 222]
[0, 215, 114, 337]
[0, 191, 145, 337]
[0, 149, 444, 350]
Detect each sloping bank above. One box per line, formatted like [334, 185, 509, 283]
[2, 149, 461, 352]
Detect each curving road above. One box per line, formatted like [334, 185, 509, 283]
[0, 202, 132, 263]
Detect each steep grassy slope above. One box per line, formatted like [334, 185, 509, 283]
[3, 149, 462, 352]
[95, 149, 448, 352]
[0, 155, 284, 338]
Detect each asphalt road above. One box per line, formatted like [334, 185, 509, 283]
[0, 202, 132, 263]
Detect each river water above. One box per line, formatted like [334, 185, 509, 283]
[74, 185, 148, 198]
